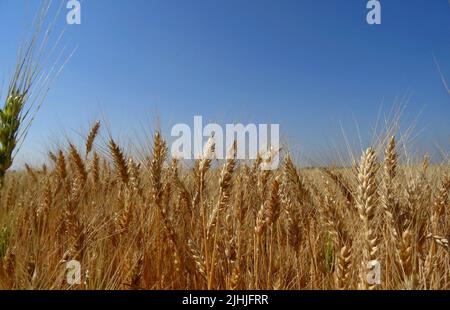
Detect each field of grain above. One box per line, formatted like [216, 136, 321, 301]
[0, 1, 450, 290]
[0, 124, 448, 290]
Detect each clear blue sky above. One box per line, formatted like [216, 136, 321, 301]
[0, 0, 449, 166]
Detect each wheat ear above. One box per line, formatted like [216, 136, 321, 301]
[356, 148, 379, 289]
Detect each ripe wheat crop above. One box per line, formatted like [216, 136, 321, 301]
[0, 122, 448, 290]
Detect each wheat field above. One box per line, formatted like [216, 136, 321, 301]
[0, 122, 448, 290]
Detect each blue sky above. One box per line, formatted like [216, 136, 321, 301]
[0, 0, 449, 166]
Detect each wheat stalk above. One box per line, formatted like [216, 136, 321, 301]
[86, 121, 100, 157]
[69, 143, 87, 184]
[356, 148, 379, 289]
[109, 138, 129, 185]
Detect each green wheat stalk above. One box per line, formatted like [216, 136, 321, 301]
[0, 0, 69, 184]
